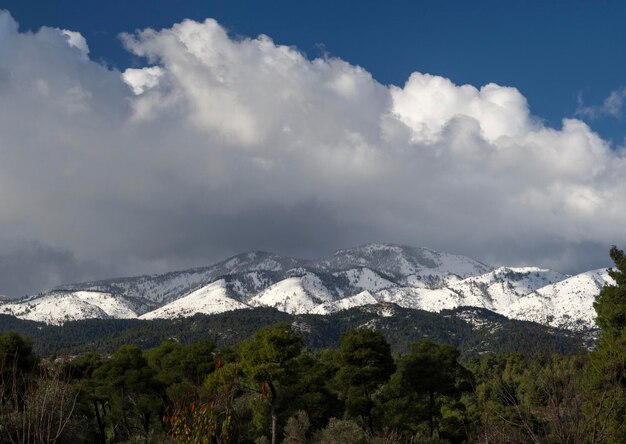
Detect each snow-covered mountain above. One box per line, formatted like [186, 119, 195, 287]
[140, 280, 250, 320]
[504, 269, 614, 330]
[449, 267, 569, 313]
[0, 290, 148, 325]
[310, 291, 378, 315]
[0, 243, 614, 330]
[313, 244, 490, 281]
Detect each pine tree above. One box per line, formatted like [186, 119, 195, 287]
[594, 246, 626, 338]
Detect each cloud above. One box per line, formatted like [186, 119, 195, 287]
[0, 11, 625, 296]
[577, 88, 626, 119]
[61, 29, 89, 60]
[0, 240, 108, 298]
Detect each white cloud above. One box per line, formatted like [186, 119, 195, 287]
[577, 87, 626, 119]
[0, 10, 624, 295]
[122, 66, 164, 95]
[61, 29, 89, 60]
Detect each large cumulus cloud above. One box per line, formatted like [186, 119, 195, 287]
[0, 11, 624, 296]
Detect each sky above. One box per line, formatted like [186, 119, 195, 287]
[1, 1, 626, 297]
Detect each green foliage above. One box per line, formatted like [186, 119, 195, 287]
[0, 332, 37, 380]
[312, 418, 367, 444]
[91, 345, 164, 442]
[594, 246, 626, 338]
[0, 304, 587, 359]
[383, 340, 472, 440]
[5, 296, 626, 444]
[146, 338, 216, 403]
[282, 410, 310, 444]
[238, 324, 304, 443]
[588, 246, 626, 442]
[239, 323, 303, 387]
[336, 329, 395, 433]
[284, 350, 342, 430]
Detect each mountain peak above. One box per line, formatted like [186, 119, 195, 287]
[0, 244, 608, 331]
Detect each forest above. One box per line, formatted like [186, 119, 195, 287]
[1, 247, 625, 444]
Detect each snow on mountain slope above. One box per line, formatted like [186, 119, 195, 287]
[314, 244, 491, 283]
[310, 291, 378, 314]
[504, 269, 613, 330]
[376, 286, 461, 312]
[449, 267, 568, 313]
[332, 268, 397, 294]
[224, 271, 280, 302]
[60, 270, 219, 308]
[0, 291, 140, 325]
[61, 251, 302, 307]
[249, 273, 333, 314]
[0, 244, 614, 330]
[141, 280, 248, 319]
[404, 270, 463, 289]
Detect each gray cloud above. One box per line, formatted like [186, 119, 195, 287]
[0, 11, 625, 296]
[0, 241, 109, 298]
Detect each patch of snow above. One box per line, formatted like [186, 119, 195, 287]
[504, 269, 613, 330]
[140, 280, 249, 319]
[0, 291, 139, 325]
[450, 267, 568, 313]
[376, 287, 460, 312]
[335, 268, 396, 292]
[310, 291, 378, 315]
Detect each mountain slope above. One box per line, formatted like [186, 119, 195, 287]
[312, 244, 491, 281]
[140, 280, 249, 319]
[310, 290, 379, 315]
[59, 251, 302, 307]
[0, 243, 611, 330]
[249, 273, 334, 314]
[504, 269, 614, 330]
[0, 291, 145, 325]
[449, 267, 568, 313]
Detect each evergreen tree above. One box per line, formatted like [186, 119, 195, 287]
[239, 324, 303, 444]
[594, 246, 626, 338]
[393, 340, 472, 439]
[335, 328, 395, 434]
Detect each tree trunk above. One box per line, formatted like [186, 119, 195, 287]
[429, 390, 435, 437]
[93, 400, 106, 444]
[271, 406, 277, 444]
[269, 382, 277, 444]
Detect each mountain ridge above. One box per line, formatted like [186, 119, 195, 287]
[0, 243, 613, 330]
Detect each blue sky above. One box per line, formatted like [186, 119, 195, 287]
[4, 0, 626, 142]
[1, 1, 626, 295]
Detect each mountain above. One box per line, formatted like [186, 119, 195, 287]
[140, 280, 250, 320]
[504, 269, 614, 330]
[449, 267, 569, 313]
[313, 244, 491, 281]
[0, 306, 588, 359]
[58, 251, 301, 307]
[0, 243, 612, 331]
[0, 290, 148, 325]
[249, 273, 334, 314]
[310, 291, 379, 315]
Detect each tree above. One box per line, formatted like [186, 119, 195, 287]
[335, 328, 395, 434]
[92, 345, 164, 441]
[594, 246, 626, 338]
[146, 339, 216, 402]
[312, 418, 367, 444]
[588, 246, 626, 441]
[0, 332, 37, 400]
[394, 340, 471, 439]
[239, 324, 303, 444]
[282, 410, 310, 444]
